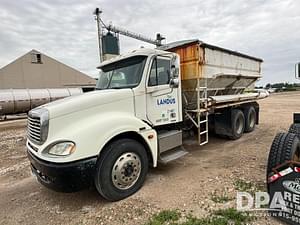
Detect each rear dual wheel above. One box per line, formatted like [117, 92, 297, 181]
[244, 106, 256, 133]
[229, 106, 256, 140]
[229, 109, 245, 140]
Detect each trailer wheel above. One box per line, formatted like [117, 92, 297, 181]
[94, 138, 148, 201]
[244, 106, 256, 133]
[266, 132, 300, 176]
[229, 109, 245, 140]
[289, 123, 300, 139]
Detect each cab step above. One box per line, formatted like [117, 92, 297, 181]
[159, 146, 188, 164]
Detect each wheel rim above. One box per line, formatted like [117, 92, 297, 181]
[111, 152, 141, 190]
[249, 111, 255, 129]
[236, 116, 244, 135]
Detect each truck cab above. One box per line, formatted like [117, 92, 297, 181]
[97, 49, 182, 127]
[27, 48, 185, 201]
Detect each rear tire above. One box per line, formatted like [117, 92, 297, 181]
[228, 109, 245, 140]
[289, 123, 300, 139]
[94, 138, 149, 201]
[244, 106, 256, 133]
[266, 132, 300, 176]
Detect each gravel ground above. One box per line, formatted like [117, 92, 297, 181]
[1, 92, 300, 225]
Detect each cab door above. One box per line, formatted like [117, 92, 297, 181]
[146, 56, 181, 126]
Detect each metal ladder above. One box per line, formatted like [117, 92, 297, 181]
[197, 78, 209, 145]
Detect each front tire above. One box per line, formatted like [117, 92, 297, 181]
[94, 138, 149, 201]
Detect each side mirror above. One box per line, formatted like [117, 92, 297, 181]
[296, 63, 300, 79]
[170, 65, 179, 78]
[169, 78, 179, 88]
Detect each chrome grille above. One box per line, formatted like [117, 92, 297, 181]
[27, 115, 41, 143]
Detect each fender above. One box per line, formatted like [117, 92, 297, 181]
[92, 113, 158, 167]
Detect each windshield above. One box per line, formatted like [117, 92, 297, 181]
[96, 56, 147, 89]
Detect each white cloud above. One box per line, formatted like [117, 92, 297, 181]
[0, 0, 299, 84]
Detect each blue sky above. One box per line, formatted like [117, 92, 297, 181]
[0, 0, 299, 85]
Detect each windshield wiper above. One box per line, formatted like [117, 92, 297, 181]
[106, 70, 115, 89]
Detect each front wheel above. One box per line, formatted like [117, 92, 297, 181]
[94, 138, 149, 201]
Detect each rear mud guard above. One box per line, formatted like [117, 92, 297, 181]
[214, 108, 232, 136]
[268, 161, 300, 225]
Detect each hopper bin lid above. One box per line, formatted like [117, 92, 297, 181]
[158, 39, 263, 62]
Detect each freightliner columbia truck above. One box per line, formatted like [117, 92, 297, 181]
[26, 39, 268, 201]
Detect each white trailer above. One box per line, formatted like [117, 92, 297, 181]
[26, 40, 268, 201]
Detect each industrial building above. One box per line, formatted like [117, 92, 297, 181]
[0, 50, 97, 117]
[0, 50, 96, 89]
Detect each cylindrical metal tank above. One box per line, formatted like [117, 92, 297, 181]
[0, 90, 14, 115]
[13, 89, 31, 115]
[48, 88, 72, 101]
[0, 88, 83, 115]
[29, 89, 51, 109]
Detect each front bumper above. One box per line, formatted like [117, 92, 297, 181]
[27, 150, 97, 192]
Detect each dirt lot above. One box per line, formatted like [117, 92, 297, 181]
[1, 92, 300, 225]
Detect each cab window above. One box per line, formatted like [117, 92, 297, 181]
[148, 58, 170, 86]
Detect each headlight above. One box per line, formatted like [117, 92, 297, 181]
[47, 142, 76, 156]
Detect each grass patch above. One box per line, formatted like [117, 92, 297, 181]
[255, 181, 267, 192]
[210, 191, 234, 203]
[234, 179, 254, 192]
[234, 179, 266, 194]
[146, 209, 180, 225]
[145, 208, 254, 225]
[213, 208, 253, 225]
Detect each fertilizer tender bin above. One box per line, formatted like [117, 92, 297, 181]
[159, 39, 263, 108]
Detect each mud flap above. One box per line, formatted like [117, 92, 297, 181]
[214, 108, 232, 136]
[268, 162, 300, 225]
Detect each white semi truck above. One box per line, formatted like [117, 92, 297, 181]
[26, 40, 268, 201]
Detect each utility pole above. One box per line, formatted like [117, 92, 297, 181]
[93, 8, 104, 62]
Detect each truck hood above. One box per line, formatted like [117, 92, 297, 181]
[41, 89, 134, 119]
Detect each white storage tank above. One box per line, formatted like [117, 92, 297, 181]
[0, 88, 83, 115]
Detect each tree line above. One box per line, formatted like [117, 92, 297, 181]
[256, 82, 300, 89]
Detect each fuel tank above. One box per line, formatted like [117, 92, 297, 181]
[0, 88, 82, 115]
